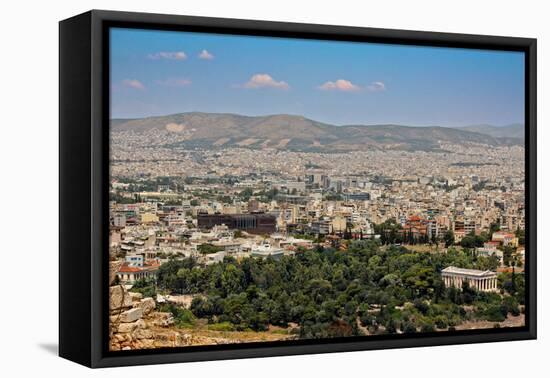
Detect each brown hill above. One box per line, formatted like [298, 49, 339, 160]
[111, 112, 522, 152]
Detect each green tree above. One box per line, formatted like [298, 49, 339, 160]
[198, 243, 224, 255]
[444, 230, 455, 247]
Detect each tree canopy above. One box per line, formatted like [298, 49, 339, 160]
[154, 241, 522, 337]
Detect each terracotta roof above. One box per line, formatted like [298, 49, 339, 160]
[118, 263, 142, 273]
[117, 259, 160, 273]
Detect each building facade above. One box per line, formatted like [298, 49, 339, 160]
[198, 213, 277, 234]
[441, 266, 498, 292]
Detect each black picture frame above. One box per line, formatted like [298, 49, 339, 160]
[59, 9, 537, 368]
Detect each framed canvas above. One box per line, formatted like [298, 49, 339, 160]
[59, 10, 537, 368]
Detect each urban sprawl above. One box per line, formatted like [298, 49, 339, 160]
[109, 127, 526, 351]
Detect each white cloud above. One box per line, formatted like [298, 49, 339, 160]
[318, 79, 360, 92]
[198, 49, 214, 60]
[367, 81, 386, 92]
[242, 73, 289, 89]
[154, 78, 192, 87]
[122, 79, 145, 90]
[147, 51, 187, 60]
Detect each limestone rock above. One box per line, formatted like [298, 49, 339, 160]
[137, 297, 156, 315]
[117, 321, 139, 333]
[139, 339, 155, 349]
[129, 292, 143, 302]
[110, 285, 132, 311]
[109, 261, 123, 285]
[134, 328, 154, 340]
[135, 319, 147, 329]
[119, 308, 143, 323]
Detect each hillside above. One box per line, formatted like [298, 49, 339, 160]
[455, 124, 524, 140]
[111, 112, 523, 152]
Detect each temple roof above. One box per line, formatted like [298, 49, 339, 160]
[441, 266, 496, 277]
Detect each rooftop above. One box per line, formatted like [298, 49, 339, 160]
[441, 266, 496, 277]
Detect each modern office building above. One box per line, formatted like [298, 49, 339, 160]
[198, 213, 277, 234]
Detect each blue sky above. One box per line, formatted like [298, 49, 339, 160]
[110, 27, 525, 127]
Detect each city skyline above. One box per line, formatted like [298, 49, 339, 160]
[111, 28, 525, 127]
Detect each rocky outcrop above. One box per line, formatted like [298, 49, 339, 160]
[109, 260, 123, 285]
[109, 284, 174, 351]
[109, 285, 132, 310]
[109, 284, 295, 351]
[119, 308, 143, 323]
[135, 297, 155, 315]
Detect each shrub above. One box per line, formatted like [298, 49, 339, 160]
[484, 304, 506, 322]
[385, 319, 397, 334]
[420, 322, 435, 333]
[413, 299, 429, 315]
[434, 316, 448, 329]
[160, 304, 196, 328]
[402, 321, 417, 334]
[207, 322, 234, 332]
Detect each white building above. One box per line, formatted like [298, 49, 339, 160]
[441, 266, 498, 292]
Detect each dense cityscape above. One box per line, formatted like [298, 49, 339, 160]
[108, 121, 526, 351]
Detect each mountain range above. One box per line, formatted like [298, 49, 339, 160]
[111, 112, 524, 152]
[455, 124, 524, 139]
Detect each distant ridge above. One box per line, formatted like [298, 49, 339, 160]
[111, 112, 524, 152]
[454, 124, 524, 140]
